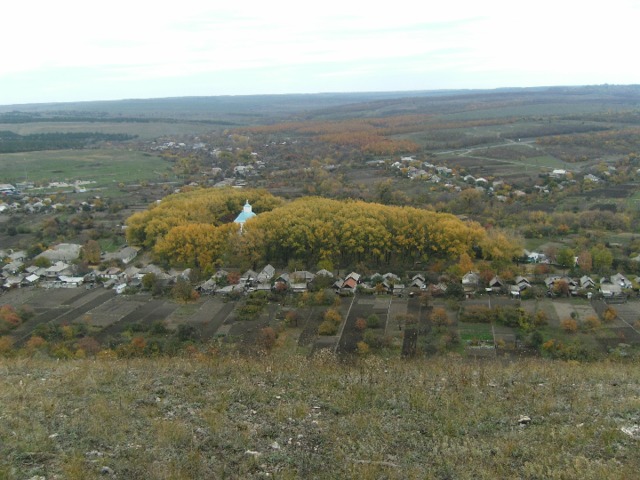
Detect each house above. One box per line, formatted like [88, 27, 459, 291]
[290, 271, 316, 283]
[102, 246, 140, 265]
[241, 269, 258, 284]
[257, 264, 275, 283]
[3, 276, 23, 289]
[514, 276, 531, 291]
[461, 271, 480, 293]
[58, 276, 84, 288]
[392, 283, 406, 296]
[213, 269, 229, 280]
[488, 276, 505, 293]
[341, 277, 358, 291]
[23, 273, 40, 285]
[337, 272, 364, 292]
[523, 250, 548, 264]
[2, 261, 24, 275]
[545, 275, 578, 295]
[382, 272, 401, 283]
[409, 274, 427, 290]
[123, 266, 142, 281]
[509, 285, 521, 297]
[45, 261, 73, 279]
[610, 273, 632, 289]
[316, 269, 334, 278]
[584, 174, 601, 183]
[0, 183, 16, 195]
[579, 275, 596, 289]
[428, 282, 448, 296]
[290, 282, 308, 293]
[7, 250, 27, 262]
[37, 243, 82, 262]
[344, 272, 361, 283]
[197, 278, 218, 295]
[600, 282, 622, 298]
[103, 267, 123, 280]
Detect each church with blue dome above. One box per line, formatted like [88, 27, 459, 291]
[234, 200, 256, 232]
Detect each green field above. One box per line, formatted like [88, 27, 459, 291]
[0, 149, 175, 187]
[0, 121, 214, 140]
[458, 322, 494, 342]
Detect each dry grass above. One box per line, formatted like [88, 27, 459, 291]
[1, 351, 639, 479]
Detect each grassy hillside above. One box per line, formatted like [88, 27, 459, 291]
[1, 352, 639, 479]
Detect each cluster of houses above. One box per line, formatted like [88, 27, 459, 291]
[386, 157, 528, 199]
[0, 188, 101, 214]
[0, 244, 141, 292]
[461, 269, 637, 300]
[2, 236, 638, 303]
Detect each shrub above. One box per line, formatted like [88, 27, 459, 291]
[583, 315, 601, 332]
[76, 336, 101, 356]
[561, 318, 578, 333]
[367, 314, 381, 329]
[355, 318, 367, 331]
[603, 306, 617, 323]
[356, 341, 370, 355]
[534, 310, 549, 327]
[284, 311, 300, 327]
[177, 324, 198, 342]
[318, 320, 338, 336]
[0, 336, 15, 356]
[528, 331, 544, 349]
[324, 308, 342, 325]
[258, 327, 277, 351]
[459, 305, 492, 323]
[430, 307, 451, 327]
[25, 335, 47, 352]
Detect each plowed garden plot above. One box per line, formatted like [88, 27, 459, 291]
[551, 300, 598, 328]
[297, 307, 325, 347]
[95, 299, 174, 341]
[337, 297, 375, 354]
[167, 299, 236, 341]
[87, 296, 149, 327]
[52, 291, 117, 325]
[9, 289, 116, 345]
[604, 302, 640, 345]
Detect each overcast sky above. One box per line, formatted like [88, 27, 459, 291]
[1, 0, 638, 105]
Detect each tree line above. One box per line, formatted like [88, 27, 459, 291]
[0, 131, 136, 153]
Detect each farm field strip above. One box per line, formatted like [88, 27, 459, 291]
[94, 299, 171, 341]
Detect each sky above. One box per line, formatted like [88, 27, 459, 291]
[1, 0, 638, 105]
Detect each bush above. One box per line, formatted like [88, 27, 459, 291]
[603, 306, 617, 323]
[583, 315, 601, 332]
[459, 305, 492, 323]
[284, 311, 300, 327]
[534, 310, 548, 327]
[430, 307, 451, 327]
[356, 341, 370, 355]
[561, 318, 578, 333]
[367, 314, 381, 329]
[318, 320, 338, 336]
[176, 324, 197, 342]
[355, 318, 367, 331]
[258, 327, 277, 351]
[323, 308, 342, 325]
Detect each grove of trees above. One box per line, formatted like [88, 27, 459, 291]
[126, 188, 491, 270]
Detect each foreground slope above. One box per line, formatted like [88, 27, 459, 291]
[1, 353, 639, 479]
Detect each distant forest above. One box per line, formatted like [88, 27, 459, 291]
[0, 131, 137, 153]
